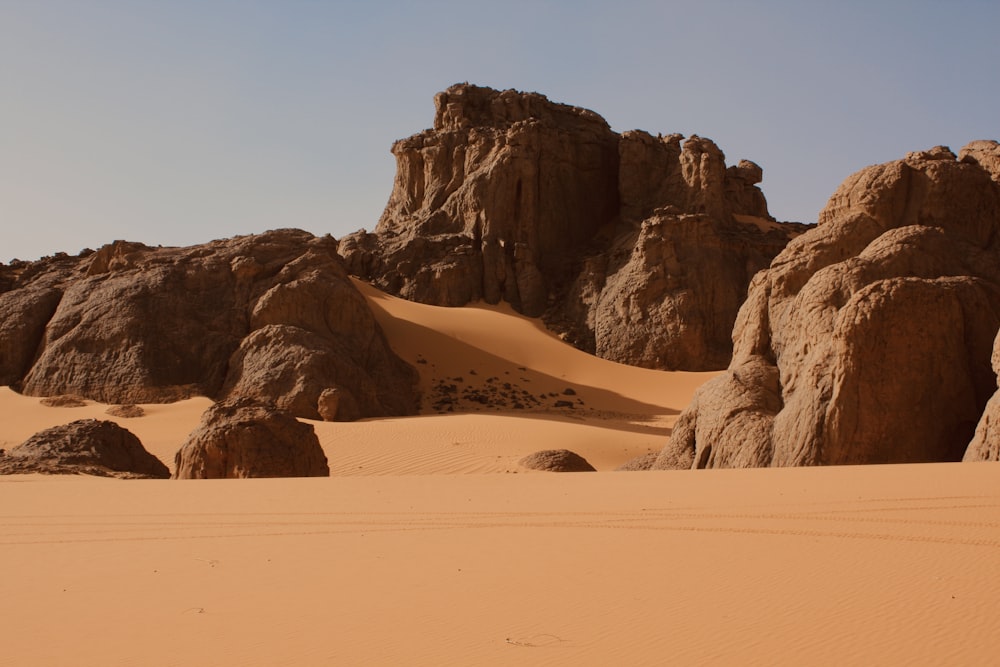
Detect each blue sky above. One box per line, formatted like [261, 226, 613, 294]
[2, 0, 998, 261]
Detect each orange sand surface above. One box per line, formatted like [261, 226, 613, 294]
[2, 465, 999, 666]
[3, 282, 1000, 664]
[320, 280, 718, 474]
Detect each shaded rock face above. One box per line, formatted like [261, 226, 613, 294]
[0, 229, 418, 420]
[519, 449, 596, 472]
[340, 83, 805, 371]
[965, 329, 1000, 462]
[590, 213, 794, 370]
[655, 144, 1000, 468]
[173, 399, 329, 479]
[0, 419, 169, 478]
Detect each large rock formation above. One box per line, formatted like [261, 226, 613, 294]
[0, 229, 419, 420]
[173, 399, 329, 479]
[654, 143, 1000, 468]
[0, 419, 169, 478]
[340, 84, 806, 371]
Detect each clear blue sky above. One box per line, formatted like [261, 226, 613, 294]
[2, 0, 998, 262]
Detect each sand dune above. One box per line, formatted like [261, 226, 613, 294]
[317, 280, 717, 474]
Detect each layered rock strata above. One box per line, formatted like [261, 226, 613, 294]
[0, 229, 418, 420]
[340, 83, 806, 371]
[654, 143, 1000, 468]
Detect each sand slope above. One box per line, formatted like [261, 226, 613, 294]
[313, 281, 717, 474]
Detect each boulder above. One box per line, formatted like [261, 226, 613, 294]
[614, 452, 660, 471]
[0, 419, 168, 478]
[518, 449, 596, 472]
[340, 83, 806, 371]
[106, 404, 145, 418]
[173, 399, 329, 479]
[654, 143, 1000, 468]
[0, 229, 419, 420]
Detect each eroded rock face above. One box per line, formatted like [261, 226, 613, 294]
[0, 229, 418, 420]
[518, 449, 596, 472]
[654, 143, 1000, 468]
[959, 140, 1000, 184]
[965, 329, 1000, 462]
[591, 213, 794, 370]
[340, 83, 805, 371]
[0, 419, 169, 478]
[173, 399, 329, 479]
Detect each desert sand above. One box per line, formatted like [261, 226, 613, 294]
[2, 283, 999, 665]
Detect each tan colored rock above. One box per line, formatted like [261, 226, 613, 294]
[592, 213, 794, 370]
[340, 83, 803, 370]
[614, 452, 659, 471]
[965, 329, 1000, 462]
[347, 83, 620, 317]
[106, 404, 145, 418]
[655, 143, 1000, 468]
[173, 399, 329, 479]
[518, 449, 596, 472]
[0, 287, 62, 385]
[959, 140, 1000, 184]
[0, 419, 168, 478]
[40, 395, 89, 407]
[0, 229, 418, 420]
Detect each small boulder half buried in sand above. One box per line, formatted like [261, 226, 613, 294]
[519, 449, 596, 472]
[39, 394, 88, 408]
[615, 451, 659, 471]
[106, 404, 145, 418]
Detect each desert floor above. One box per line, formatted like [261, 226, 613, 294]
[2, 282, 999, 665]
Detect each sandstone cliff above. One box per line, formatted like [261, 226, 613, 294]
[654, 142, 1000, 468]
[340, 84, 806, 371]
[0, 229, 418, 420]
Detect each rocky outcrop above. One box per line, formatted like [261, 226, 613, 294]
[173, 399, 329, 479]
[965, 329, 1000, 462]
[0, 229, 418, 420]
[588, 213, 794, 369]
[655, 143, 1000, 468]
[518, 449, 596, 472]
[0, 419, 169, 478]
[340, 84, 805, 371]
[960, 140, 1000, 183]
